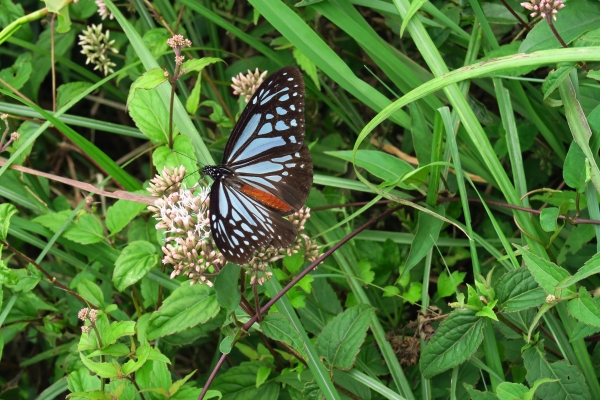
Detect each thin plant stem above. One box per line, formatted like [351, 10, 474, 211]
[50, 14, 56, 112]
[499, 0, 531, 30]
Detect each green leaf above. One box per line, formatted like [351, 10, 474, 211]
[519, 0, 600, 53]
[33, 211, 105, 244]
[292, 47, 320, 90]
[76, 278, 105, 308]
[558, 252, 600, 288]
[212, 361, 280, 399]
[357, 260, 374, 285]
[78, 354, 120, 379]
[67, 368, 101, 393]
[315, 304, 375, 370]
[146, 283, 220, 340]
[112, 241, 159, 292]
[106, 197, 147, 236]
[261, 313, 307, 359]
[437, 271, 466, 298]
[169, 370, 197, 397]
[214, 263, 241, 311]
[496, 382, 528, 399]
[496, 268, 546, 312]
[183, 57, 223, 73]
[403, 282, 423, 304]
[0, 203, 18, 240]
[0, 53, 32, 91]
[152, 135, 200, 188]
[327, 150, 415, 189]
[400, 0, 428, 37]
[102, 321, 136, 348]
[56, 81, 93, 110]
[540, 207, 560, 232]
[87, 343, 130, 358]
[409, 102, 433, 165]
[542, 65, 575, 100]
[283, 252, 304, 273]
[517, 245, 575, 297]
[382, 285, 400, 297]
[186, 73, 202, 115]
[523, 342, 591, 399]
[564, 141, 588, 192]
[568, 287, 600, 327]
[256, 366, 271, 388]
[127, 68, 168, 106]
[219, 335, 234, 355]
[122, 344, 151, 375]
[128, 82, 174, 143]
[420, 309, 485, 378]
[67, 391, 112, 399]
[403, 205, 445, 276]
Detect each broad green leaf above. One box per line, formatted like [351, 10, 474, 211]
[127, 68, 168, 106]
[10, 121, 39, 164]
[496, 268, 546, 312]
[403, 205, 445, 276]
[102, 321, 136, 348]
[540, 207, 560, 232]
[567, 287, 600, 327]
[496, 382, 528, 399]
[558, 251, 600, 288]
[220, 335, 234, 354]
[87, 343, 130, 358]
[357, 260, 374, 285]
[33, 211, 104, 244]
[57, 82, 93, 110]
[571, 321, 600, 341]
[403, 282, 422, 304]
[112, 241, 159, 292]
[76, 278, 105, 308]
[146, 283, 220, 340]
[283, 252, 304, 273]
[564, 140, 588, 192]
[261, 313, 307, 359]
[0, 203, 18, 240]
[523, 342, 591, 399]
[517, 245, 575, 297]
[409, 102, 432, 165]
[67, 368, 101, 393]
[327, 150, 415, 189]
[67, 391, 112, 399]
[420, 309, 485, 378]
[519, 0, 600, 53]
[136, 359, 171, 394]
[437, 271, 466, 298]
[128, 82, 174, 143]
[106, 197, 147, 236]
[315, 304, 374, 370]
[212, 361, 280, 399]
[79, 354, 120, 379]
[214, 263, 241, 311]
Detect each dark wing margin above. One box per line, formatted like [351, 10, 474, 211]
[210, 178, 298, 265]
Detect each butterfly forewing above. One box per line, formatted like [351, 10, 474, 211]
[205, 66, 313, 264]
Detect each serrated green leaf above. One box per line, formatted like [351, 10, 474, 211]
[76, 278, 105, 308]
[261, 313, 307, 359]
[437, 271, 466, 298]
[315, 304, 374, 370]
[78, 354, 120, 379]
[122, 344, 151, 375]
[568, 287, 600, 327]
[146, 284, 220, 340]
[496, 268, 546, 312]
[127, 68, 168, 106]
[558, 251, 600, 288]
[0, 203, 18, 240]
[517, 245, 575, 298]
[57, 82, 93, 110]
[542, 65, 575, 99]
[420, 309, 485, 378]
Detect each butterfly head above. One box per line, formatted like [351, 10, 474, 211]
[202, 165, 231, 181]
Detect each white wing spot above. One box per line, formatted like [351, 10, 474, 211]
[279, 94, 290, 101]
[233, 229, 244, 237]
[276, 107, 287, 115]
[258, 123, 273, 135]
[275, 121, 289, 131]
[283, 171, 289, 176]
[289, 136, 296, 143]
[231, 236, 239, 245]
[290, 119, 297, 126]
[290, 105, 296, 111]
[267, 175, 282, 182]
[266, 114, 274, 120]
[293, 92, 298, 96]
[252, 235, 258, 240]
[285, 163, 296, 168]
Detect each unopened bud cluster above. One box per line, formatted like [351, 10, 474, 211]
[231, 68, 268, 103]
[521, 0, 565, 20]
[78, 307, 98, 333]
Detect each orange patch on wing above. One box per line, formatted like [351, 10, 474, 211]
[240, 185, 292, 212]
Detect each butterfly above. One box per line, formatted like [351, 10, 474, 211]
[202, 66, 313, 265]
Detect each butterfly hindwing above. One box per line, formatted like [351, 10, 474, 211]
[209, 177, 297, 264]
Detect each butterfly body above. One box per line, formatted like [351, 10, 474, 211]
[203, 66, 313, 264]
